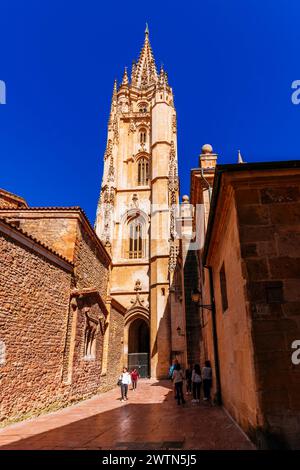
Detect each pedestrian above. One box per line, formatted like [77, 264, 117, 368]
[202, 360, 212, 402]
[169, 359, 179, 399]
[119, 367, 132, 402]
[185, 364, 192, 395]
[168, 358, 178, 380]
[172, 363, 186, 405]
[191, 364, 202, 402]
[131, 368, 139, 390]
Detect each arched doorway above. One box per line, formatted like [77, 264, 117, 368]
[128, 318, 150, 377]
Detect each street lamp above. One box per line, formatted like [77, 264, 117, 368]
[191, 288, 213, 311]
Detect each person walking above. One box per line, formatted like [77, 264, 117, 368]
[131, 368, 139, 390]
[119, 367, 132, 402]
[168, 359, 178, 380]
[202, 360, 212, 402]
[191, 364, 202, 402]
[185, 364, 193, 395]
[169, 359, 179, 399]
[172, 363, 186, 405]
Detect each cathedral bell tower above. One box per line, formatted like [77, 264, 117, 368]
[95, 26, 185, 378]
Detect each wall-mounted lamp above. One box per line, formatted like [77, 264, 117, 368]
[191, 288, 213, 311]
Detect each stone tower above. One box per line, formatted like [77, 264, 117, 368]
[95, 26, 186, 378]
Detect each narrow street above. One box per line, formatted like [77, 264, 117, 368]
[0, 380, 254, 450]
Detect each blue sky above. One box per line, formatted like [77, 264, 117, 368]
[1, 0, 299, 223]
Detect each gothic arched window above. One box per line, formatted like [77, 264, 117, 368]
[140, 129, 147, 144]
[129, 218, 143, 259]
[137, 157, 149, 186]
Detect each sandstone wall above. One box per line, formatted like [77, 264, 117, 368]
[0, 231, 71, 425]
[73, 222, 109, 295]
[99, 305, 125, 391]
[236, 181, 300, 449]
[202, 196, 259, 432]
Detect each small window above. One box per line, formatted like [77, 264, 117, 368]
[140, 129, 146, 144]
[219, 263, 228, 312]
[137, 157, 149, 185]
[84, 318, 97, 360]
[139, 104, 147, 113]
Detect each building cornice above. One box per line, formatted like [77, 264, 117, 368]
[71, 288, 109, 317]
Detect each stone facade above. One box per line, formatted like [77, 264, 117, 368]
[0, 196, 125, 425]
[0, 219, 72, 424]
[99, 299, 126, 391]
[191, 159, 300, 449]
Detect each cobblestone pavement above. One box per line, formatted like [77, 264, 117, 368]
[0, 380, 255, 450]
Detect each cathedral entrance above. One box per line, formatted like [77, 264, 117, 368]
[128, 318, 150, 378]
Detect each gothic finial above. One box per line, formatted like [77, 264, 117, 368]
[122, 67, 129, 85]
[238, 149, 245, 164]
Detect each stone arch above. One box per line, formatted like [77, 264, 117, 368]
[124, 308, 150, 377]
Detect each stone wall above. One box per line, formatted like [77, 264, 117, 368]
[99, 304, 125, 391]
[73, 222, 109, 295]
[0, 189, 28, 209]
[202, 194, 259, 432]
[0, 210, 113, 426]
[65, 295, 105, 400]
[236, 181, 300, 449]
[5, 215, 78, 261]
[0, 231, 72, 425]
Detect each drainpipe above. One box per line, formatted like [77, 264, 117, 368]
[205, 265, 222, 405]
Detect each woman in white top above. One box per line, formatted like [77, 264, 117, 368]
[172, 364, 186, 405]
[119, 367, 132, 402]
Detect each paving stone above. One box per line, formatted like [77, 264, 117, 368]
[0, 380, 255, 450]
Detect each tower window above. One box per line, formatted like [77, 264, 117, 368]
[137, 157, 149, 185]
[129, 219, 143, 259]
[139, 104, 148, 113]
[140, 130, 147, 144]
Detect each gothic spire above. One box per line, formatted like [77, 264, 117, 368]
[132, 24, 158, 88]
